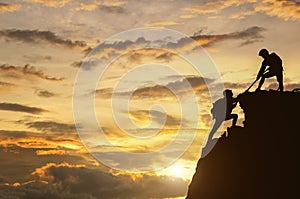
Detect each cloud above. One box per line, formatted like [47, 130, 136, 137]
[191, 26, 266, 47]
[230, 10, 257, 19]
[224, 82, 250, 90]
[0, 29, 88, 50]
[183, 0, 300, 21]
[155, 52, 175, 62]
[0, 64, 65, 81]
[0, 81, 15, 87]
[99, 4, 126, 13]
[71, 60, 82, 68]
[0, 181, 96, 199]
[182, 0, 247, 14]
[102, 0, 128, 6]
[0, 103, 47, 114]
[254, 0, 300, 21]
[74, 1, 127, 13]
[23, 0, 71, 7]
[25, 121, 76, 133]
[36, 90, 56, 98]
[180, 14, 196, 19]
[23, 54, 52, 63]
[0, 3, 20, 13]
[118, 76, 212, 99]
[0, 161, 190, 198]
[129, 109, 184, 128]
[230, 0, 300, 21]
[0, 130, 82, 150]
[145, 20, 180, 27]
[27, 162, 189, 199]
[74, 2, 98, 11]
[35, 149, 66, 156]
[93, 76, 212, 101]
[88, 26, 265, 67]
[267, 82, 300, 91]
[94, 87, 114, 98]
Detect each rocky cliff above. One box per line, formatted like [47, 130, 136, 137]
[186, 91, 300, 199]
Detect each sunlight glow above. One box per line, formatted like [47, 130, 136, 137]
[170, 165, 184, 177]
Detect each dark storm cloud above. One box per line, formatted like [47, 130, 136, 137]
[0, 29, 88, 49]
[0, 64, 65, 81]
[25, 121, 76, 133]
[0, 103, 47, 114]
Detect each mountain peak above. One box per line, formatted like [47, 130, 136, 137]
[186, 90, 300, 199]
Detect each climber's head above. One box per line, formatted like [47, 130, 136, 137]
[258, 48, 269, 58]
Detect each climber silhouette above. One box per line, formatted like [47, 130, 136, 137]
[256, 49, 284, 91]
[211, 89, 238, 127]
[202, 89, 238, 157]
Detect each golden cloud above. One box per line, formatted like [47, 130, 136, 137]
[25, 162, 189, 198]
[102, 0, 128, 6]
[0, 64, 65, 81]
[31, 162, 85, 178]
[35, 149, 66, 156]
[230, 10, 257, 19]
[0, 29, 89, 50]
[180, 14, 196, 19]
[74, 3, 98, 11]
[0, 135, 82, 150]
[0, 3, 20, 12]
[255, 0, 300, 21]
[0, 102, 47, 114]
[145, 20, 180, 27]
[183, 0, 300, 21]
[74, 0, 127, 13]
[182, 0, 246, 14]
[24, 0, 71, 7]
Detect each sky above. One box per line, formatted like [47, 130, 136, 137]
[0, 0, 300, 198]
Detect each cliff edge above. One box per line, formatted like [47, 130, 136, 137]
[186, 91, 300, 199]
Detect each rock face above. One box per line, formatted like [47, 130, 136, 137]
[186, 91, 300, 199]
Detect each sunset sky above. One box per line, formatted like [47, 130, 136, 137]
[0, 0, 300, 198]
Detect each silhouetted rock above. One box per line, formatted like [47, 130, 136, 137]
[186, 91, 300, 199]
